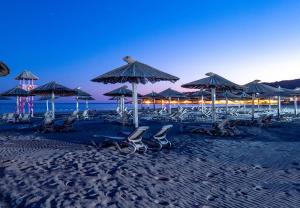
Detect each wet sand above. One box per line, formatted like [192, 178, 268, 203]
[0, 119, 300, 208]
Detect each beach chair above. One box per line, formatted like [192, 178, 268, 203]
[58, 115, 77, 132]
[6, 113, 16, 123]
[71, 110, 79, 118]
[19, 113, 31, 123]
[1, 113, 8, 121]
[39, 117, 55, 133]
[82, 110, 90, 120]
[44, 111, 53, 119]
[152, 125, 173, 149]
[99, 126, 149, 153]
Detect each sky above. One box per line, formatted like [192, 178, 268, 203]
[1, 0, 300, 101]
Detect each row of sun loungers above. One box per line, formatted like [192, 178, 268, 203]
[1, 113, 31, 123]
[95, 125, 173, 154]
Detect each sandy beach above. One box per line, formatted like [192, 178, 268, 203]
[0, 117, 300, 208]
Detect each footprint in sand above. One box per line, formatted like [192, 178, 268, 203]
[206, 172, 215, 178]
[44, 179, 59, 188]
[206, 195, 217, 201]
[154, 199, 170, 206]
[252, 185, 266, 191]
[84, 189, 99, 199]
[155, 176, 170, 182]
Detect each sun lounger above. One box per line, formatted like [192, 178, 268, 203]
[57, 115, 77, 132]
[81, 110, 90, 120]
[38, 117, 55, 133]
[180, 119, 239, 136]
[19, 113, 31, 123]
[97, 126, 149, 154]
[152, 125, 173, 149]
[6, 113, 16, 123]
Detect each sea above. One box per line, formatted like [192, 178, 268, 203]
[0, 101, 296, 114]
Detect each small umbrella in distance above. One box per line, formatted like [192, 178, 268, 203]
[1, 86, 30, 114]
[182, 72, 242, 122]
[30, 81, 76, 118]
[159, 88, 185, 113]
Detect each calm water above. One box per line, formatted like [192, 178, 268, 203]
[0, 101, 296, 114]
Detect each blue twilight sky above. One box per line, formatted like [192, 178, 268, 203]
[1, 0, 300, 101]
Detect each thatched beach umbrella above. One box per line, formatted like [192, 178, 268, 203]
[78, 96, 95, 109]
[15, 70, 39, 81]
[74, 88, 91, 112]
[0, 61, 10, 77]
[190, 90, 210, 112]
[262, 87, 300, 117]
[236, 91, 252, 109]
[143, 91, 163, 110]
[104, 86, 134, 116]
[30, 81, 76, 118]
[1, 86, 30, 113]
[159, 88, 185, 113]
[245, 80, 280, 119]
[91, 56, 179, 127]
[217, 91, 240, 113]
[182, 72, 242, 122]
[38, 96, 59, 112]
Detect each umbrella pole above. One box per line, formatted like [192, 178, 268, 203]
[153, 98, 155, 110]
[46, 99, 49, 112]
[294, 96, 298, 116]
[251, 93, 255, 120]
[211, 88, 216, 122]
[121, 95, 125, 117]
[132, 83, 138, 128]
[269, 98, 271, 111]
[51, 92, 55, 119]
[201, 95, 204, 113]
[161, 99, 163, 110]
[177, 98, 180, 107]
[225, 96, 228, 114]
[277, 96, 281, 119]
[257, 98, 260, 109]
[76, 96, 79, 112]
[86, 99, 89, 109]
[168, 97, 171, 114]
[16, 96, 19, 114]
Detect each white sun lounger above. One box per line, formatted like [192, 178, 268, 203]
[152, 125, 173, 149]
[96, 126, 149, 153]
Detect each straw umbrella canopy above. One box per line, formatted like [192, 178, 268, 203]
[15, 70, 39, 80]
[1, 86, 30, 113]
[38, 96, 59, 112]
[104, 85, 133, 97]
[73, 88, 91, 112]
[244, 80, 280, 119]
[0, 61, 10, 77]
[143, 91, 163, 110]
[159, 88, 185, 113]
[30, 81, 76, 118]
[182, 72, 242, 122]
[78, 96, 95, 109]
[91, 56, 179, 127]
[144, 91, 165, 110]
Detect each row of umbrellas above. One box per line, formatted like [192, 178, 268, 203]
[91, 57, 300, 127]
[0, 82, 94, 118]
